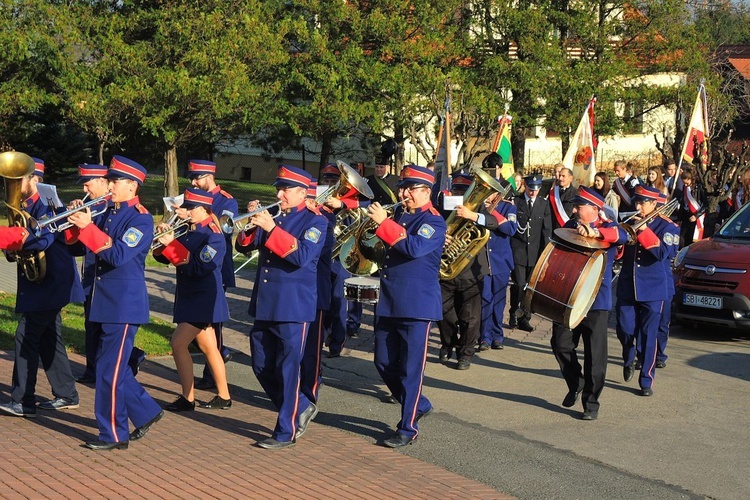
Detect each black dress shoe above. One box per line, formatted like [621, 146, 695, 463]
[491, 340, 504, 350]
[222, 349, 233, 364]
[581, 410, 598, 420]
[384, 433, 416, 448]
[76, 374, 96, 384]
[130, 410, 164, 441]
[456, 359, 471, 370]
[508, 315, 517, 329]
[562, 389, 582, 408]
[84, 440, 128, 451]
[634, 359, 642, 370]
[656, 360, 666, 368]
[439, 346, 451, 362]
[199, 396, 232, 410]
[415, 408, 432, 423]
[384, 394, 398, 404]
[131, 350, 146, 377]
[328, 350, 341, 358]
[478, 342, 490, 352]
[640, 387, 654, 397]
[517, 320, 534, 332]
[257, 437, 295, 450]
[194, 377, 217, 390]
[165, 396, 195, 412]
[623, 364, 635, 382]
[295, 402, 319, 438]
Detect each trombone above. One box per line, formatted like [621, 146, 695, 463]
[151, 213, 192, 250]
[219, 201, 282, 235]
[31, 193, 112, 236]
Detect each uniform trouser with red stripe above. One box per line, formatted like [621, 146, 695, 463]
[93, 322, 162, 443]
[300, 310, 324, 404]
[551, 310, 608, 412]
[656, 298, 672, 363]
[374, 317, 433, 439]
[250, 320, 311, 442]
[616, 299, 662, 389]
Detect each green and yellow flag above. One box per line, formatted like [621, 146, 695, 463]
[492, 115, 516, 188]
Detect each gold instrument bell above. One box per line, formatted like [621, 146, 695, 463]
[0, 151, 47, 282]
[329, 160, 374, 259]
[439, 166, 509, 280]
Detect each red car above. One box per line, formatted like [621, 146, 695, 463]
[672, 202, 750, 330]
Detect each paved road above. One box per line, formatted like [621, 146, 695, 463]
[2, 259, 749, 499]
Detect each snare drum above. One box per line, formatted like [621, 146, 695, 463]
[344, 276, 380, 304]
[523, 239, 605, 329]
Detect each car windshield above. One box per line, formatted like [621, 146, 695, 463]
[717, 203, 750, 238]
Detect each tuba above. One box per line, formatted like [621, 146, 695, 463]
[0, 151, 47, 282]
[340, 201, 404, 276]
[328, 160, 374, 258]
[439, 167, 509, 280]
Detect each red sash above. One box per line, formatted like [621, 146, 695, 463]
[684, 186, 704, 240]
[549, 185, 570, 226]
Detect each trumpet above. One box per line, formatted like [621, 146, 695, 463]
[31, 192, 112, 236]
[219, 201, 282, 235]
[151, 213, 192, 250]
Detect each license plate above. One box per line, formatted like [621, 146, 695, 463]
[683, 293, 723, 309]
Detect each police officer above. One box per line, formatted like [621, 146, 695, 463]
[299, 179, 333, 404]
[548, 167, 578, 230]
[551, 187, 629, 420]
[438, 172, 495, 369]
[68, 164, 146, 384]
[616, 185, 678, 397]
[184, 160, 238, 390]
[154, 187, 231, 411]
[366, 165, 446, 447]
[235, 165, 327, 449]
[66, 156, 163, 450]
[479, 173, 518, 351]
[509, 173, 551, 332]
[0, 158, 84, 417]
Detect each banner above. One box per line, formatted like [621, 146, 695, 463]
[562, 97, 597, 188]
[680, 85, 709, 166]
[492, 114, 516, 188]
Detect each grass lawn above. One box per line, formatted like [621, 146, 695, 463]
[0, 292, 176, 356]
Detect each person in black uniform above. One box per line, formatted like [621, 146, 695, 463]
[509, 173, 551, 332]
[437, 173, 497, 370]
[548, 167, 578, 230]
[366, 158, 399, 205]
[153, 187, 231, 411]
[0, 157, 84, 417]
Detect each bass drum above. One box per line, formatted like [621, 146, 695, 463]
[343, 276, 380, 304]
[523, 239, 605, 330]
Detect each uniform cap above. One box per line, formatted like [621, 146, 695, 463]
[524, 174, 543, 189]
[77, 163, 108, 184]
[307, 179, 318, 198]
[274, 165, 311, 189]
[574, 186, 605, 209]
[181, 187, 214, 209]
[633, 185, 661, 202]
[396, 165, 434, 188]
[320, 164, 340, 179]
[656, 192, 667, 207]
[187, 159, 216, 179]
[106, 155, 147, 185]
[31, 157, 45, 178]
[451, 173, 473, 189]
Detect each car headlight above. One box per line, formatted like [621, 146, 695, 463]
[673, 247, 689, 269]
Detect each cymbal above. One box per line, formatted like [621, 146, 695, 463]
[553, 227, 610, 250]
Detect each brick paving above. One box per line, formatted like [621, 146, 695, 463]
[0, 260, 510, 499]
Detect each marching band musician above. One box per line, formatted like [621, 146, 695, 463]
[509, 173, 551, 332]
[185, 160, 238, 390]
[438, 172, 495, 370]
[550, 187, 628, 420]
[479, 168, 518, 351]
[65, 156, 163, 450]
[68, 164, 146, 385]
[0, 158, 84, 418]
[235, 165, 327, 450]
[366, 165, 446, 447]
[652, 193, 679, 370]
[153, 187, 231, 412]
[616, 185, 678, 397]
[299, 179, 334, 406]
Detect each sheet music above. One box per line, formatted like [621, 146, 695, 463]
[37, 183, 64, 209]
[443, 195, 463, 211]
[163, 194, 184, 213]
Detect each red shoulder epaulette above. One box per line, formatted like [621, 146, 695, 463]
[429, 207, 441, 216]
[219, 190, 234, 199]
[307, 204, 321, 216]
[135, 203, 150, 215]
[320, 205, 334, 214]
[208, 221, 221, 233]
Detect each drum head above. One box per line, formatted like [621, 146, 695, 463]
[566, 250, 606, 328]
[554, 228, 610, 250]
[344, 276, 380, 288]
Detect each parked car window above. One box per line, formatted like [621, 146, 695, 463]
[717, 206, 750, 238]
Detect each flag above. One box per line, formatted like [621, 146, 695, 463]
[434, 102, 452, 193]
[562, 97, 597, 188]
[492, 114, 516, 188]
[680, 85, 708, 166]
